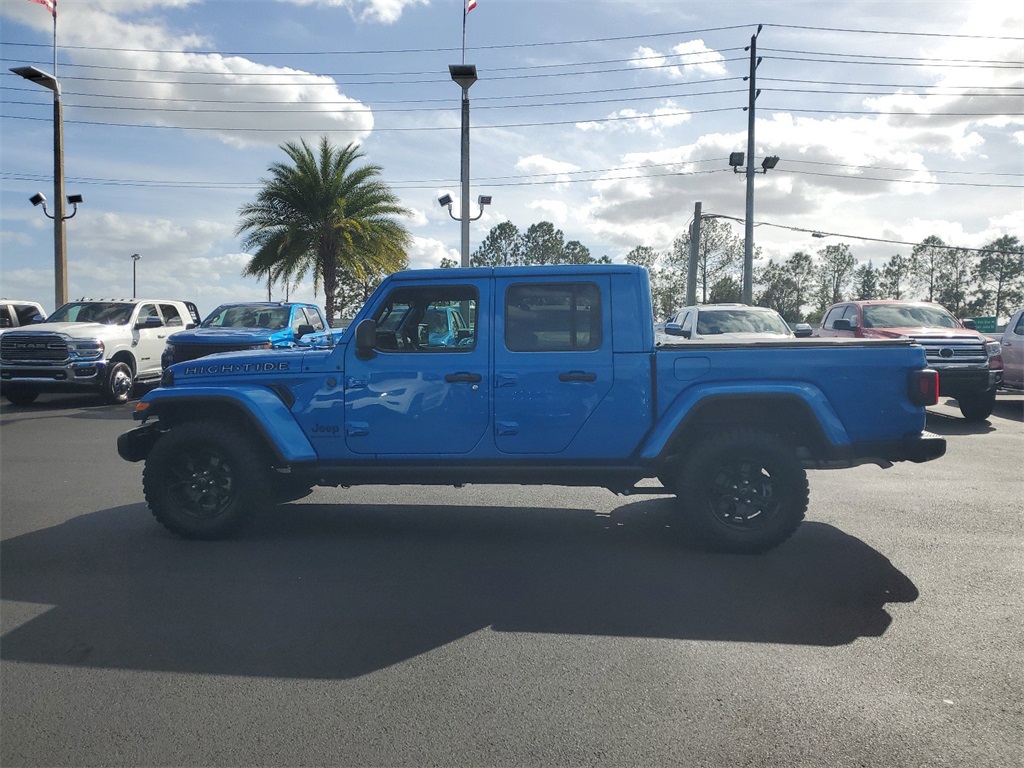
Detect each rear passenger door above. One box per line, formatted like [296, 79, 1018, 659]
[493, 276, 613, 455]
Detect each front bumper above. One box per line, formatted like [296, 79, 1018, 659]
[0, 360, 107, 391]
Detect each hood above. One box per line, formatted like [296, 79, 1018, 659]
[4, 321, 125, 340]
[168, 327, 284, 344]
[861, 326, 984, 340]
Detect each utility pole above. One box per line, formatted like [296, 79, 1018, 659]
[742, 25, 763, 305]
[687, 202, 701, 306]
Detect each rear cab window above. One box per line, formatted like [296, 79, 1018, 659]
[504, 282, 602, 352]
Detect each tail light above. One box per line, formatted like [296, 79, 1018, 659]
[909, 368, 939, 406]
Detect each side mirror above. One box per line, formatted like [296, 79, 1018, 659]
[962, 318, 977, 330]
[794, 323, 812, 338]
[664, 323, 685, 337]
[29, 314, 46, 325]
[137, 315, 164, 330]
[355, 318, 377, 359]
[832, 318, 853, 331]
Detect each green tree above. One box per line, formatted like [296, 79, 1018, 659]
[974, 235, 1024, 320]
[439, 256, 459, 269]
[562, 240, 593, 264]
[708, 276, 741, 304]
[755, 258, 800, 321]
[814, 243, 856, 311]
[237, 137, 411, 325]
[934, 247, 973, 315]
[471, 221, 523, 267]
[880, 253, 912, 299]
[910, 235, 948, 302]
[671, 218, 741, 304]
[853, 260, 879, 300]
[786, 251, 815, 318]
[522, 222, 565, 265]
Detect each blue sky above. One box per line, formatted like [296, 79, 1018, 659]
[1, 0, 1021, 315]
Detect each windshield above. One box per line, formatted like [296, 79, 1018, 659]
[201, 306, 290, 330]
[46, 302, 134, 325]
[863, 304, 959, 329]
[697, 308, 791, 335]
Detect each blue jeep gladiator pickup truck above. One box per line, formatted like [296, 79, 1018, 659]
[161, 301, 333, 370]
[118, 265, 944, 554]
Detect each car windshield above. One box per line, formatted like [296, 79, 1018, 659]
[696, 308, 791, 335]
[46, 302, 134, 325]
[201, 306, 290, 330]
[863, 304, 959, 329]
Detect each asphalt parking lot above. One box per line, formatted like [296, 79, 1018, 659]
[1, 392, 1021, 767]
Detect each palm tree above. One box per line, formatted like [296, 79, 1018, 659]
[237, 137, 411, 325]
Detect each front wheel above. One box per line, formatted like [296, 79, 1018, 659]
[956, 389, 995, 421]
[675, 429, 808, 554]
[101, 361, 134, 404]
[4, 388, 39, 406]
[143, 421, 273, 539]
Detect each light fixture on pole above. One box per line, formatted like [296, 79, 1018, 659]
[448, 63, 483, 268]
[131, 253, 141, 298]
[730, 150, 780, 303]
[438, 193, 491, 224]
[12, 65, 77, 310]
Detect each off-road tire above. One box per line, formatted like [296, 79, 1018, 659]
[675, 429, 808, 554]
[101, 361, 134, 404]
[956, 389, 996, 422]
[3, 388, 39, 406]
[143, 420, 273, 539]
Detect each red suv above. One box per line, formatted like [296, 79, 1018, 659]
[816, 300, 1003, 421]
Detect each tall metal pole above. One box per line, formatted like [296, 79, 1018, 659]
[687, 201, 701, 306]
[459, 87, 471, 267]
[52, 82, 68, 309]
[742, 30, 759, 305]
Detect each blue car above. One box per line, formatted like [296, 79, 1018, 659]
[162, 302, 333, 369]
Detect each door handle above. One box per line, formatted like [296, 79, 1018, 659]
[558, 370, 597, 382]
[445, 372, 482, 383]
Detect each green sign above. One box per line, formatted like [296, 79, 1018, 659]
[968, 316, 997, 333]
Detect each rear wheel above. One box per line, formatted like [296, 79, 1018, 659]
[956, 389, 995, 421]
[101, 361, 134, 404]
[675, 429, 808, 554]
[143, 420, 273, 539]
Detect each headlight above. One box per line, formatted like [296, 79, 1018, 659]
[67, 338, 104, 360]
[986, 341, 1001, 357]
[249, 342, 273, 350]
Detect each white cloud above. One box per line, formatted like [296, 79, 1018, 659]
[407, 236, 457, 269]
[576, 101, 691, 134]
[283, 0, 429, 25]
[631, 40, 727, 80]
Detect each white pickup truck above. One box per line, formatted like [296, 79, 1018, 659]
[0, 298, 200, 406]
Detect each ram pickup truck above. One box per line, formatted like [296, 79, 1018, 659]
[161, 301, 334, 370]
[815, 300, 1003, 420]
[118, 265, 945, 554]
[0, 299, 46, 330]
[1, 298, 200, 406]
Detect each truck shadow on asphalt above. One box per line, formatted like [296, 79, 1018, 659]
[0, 498, 918, 680]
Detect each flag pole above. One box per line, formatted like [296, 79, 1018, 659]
[461, 4, 467, 65]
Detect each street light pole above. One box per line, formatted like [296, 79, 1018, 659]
[131, 253, 141, 298]
[449, 64, 478, 267]
[742, 27, 762, 305]
[11, 65, 72, 309]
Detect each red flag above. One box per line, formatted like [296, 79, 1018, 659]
[466, 0, 477, 12]
[28, 0, 56, 17]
